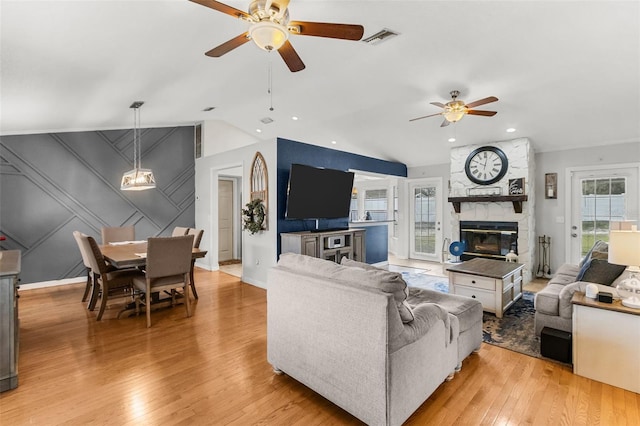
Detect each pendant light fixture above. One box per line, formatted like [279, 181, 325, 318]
[121, 101, 156, 191]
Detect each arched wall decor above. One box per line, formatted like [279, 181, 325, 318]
[249, 151, 268, 230]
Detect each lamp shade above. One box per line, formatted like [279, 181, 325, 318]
[121, 168, 156, 191]
[608, 228, 640, 267]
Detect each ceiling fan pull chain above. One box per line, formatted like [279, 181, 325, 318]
[268, 60, 274, 111]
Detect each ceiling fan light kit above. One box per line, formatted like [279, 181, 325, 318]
[191, 0, 364, 72]
[250, 21, 289, 51]
[410, 90, 499, 126]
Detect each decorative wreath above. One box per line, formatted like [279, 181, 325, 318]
[242, 198, 266, 235]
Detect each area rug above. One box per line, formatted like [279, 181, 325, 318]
[403, 273, 542, 359]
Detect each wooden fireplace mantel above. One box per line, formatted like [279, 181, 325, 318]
[448, 195, 528, 214]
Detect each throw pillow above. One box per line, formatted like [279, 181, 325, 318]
[579, 240, 608, 267]
[577, 259, 626, 285]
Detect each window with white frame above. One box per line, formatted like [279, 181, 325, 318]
[364, 189, 388, 221]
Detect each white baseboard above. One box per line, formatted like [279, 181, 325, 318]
[21, 277, 85, 290]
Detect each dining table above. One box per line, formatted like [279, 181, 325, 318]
[99, 240, 207, 269]
[99, 240, 207, 318]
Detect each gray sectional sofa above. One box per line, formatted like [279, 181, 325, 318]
[267, 253, 482, 426]
[534, 242, 629, 336]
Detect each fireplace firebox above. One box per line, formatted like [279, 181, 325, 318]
[459, 221, 518, 261]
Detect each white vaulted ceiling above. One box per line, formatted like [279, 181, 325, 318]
[1, 0, 638, 166]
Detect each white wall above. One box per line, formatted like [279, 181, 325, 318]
[535, 141, 640, 273]
[202, 119, 264, 157]
[196, 121, 276, 289]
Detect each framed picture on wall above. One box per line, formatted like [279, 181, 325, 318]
[508, 178, 525, 195]
[545, 173, 557, 199]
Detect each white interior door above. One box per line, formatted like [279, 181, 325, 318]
[568, 165, 639, 264]
[409, 178, 443, 261]
[218, 179, 233, 262]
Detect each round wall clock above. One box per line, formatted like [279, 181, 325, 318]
[464, 146, 508, 185]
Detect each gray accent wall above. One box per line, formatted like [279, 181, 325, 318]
[0, 126, 195, 284]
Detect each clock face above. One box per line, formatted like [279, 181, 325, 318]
[464, 146, 508, 185]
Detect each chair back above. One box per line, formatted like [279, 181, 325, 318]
[171, 226, 190, 236]
[145, 235, 194, 280]
[187, 228, 204, 248]
[80, 234, 109, 276]
[101, 225, 135, 244]
[73, 231, 92, 269]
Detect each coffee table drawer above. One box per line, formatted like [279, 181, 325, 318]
[454, 286, 496, 311]
[452, 273, 495, 291]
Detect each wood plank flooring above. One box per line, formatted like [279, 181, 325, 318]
[1, 269, 638, 425]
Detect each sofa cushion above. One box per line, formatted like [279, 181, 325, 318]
[341, 257, 379, 271]
[577, 258, 626, 285]
[534, 283, 566, 315]
[406, 287, 482, 333]
[278, 253, 415, 323]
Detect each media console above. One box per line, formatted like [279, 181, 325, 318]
[281, 228, 366, 264]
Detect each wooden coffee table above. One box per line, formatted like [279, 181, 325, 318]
[446, 258, 524, 318]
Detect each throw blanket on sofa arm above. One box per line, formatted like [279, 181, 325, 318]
[389, 303, 456, 353]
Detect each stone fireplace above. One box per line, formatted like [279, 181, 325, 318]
[449, 138, 536, 281]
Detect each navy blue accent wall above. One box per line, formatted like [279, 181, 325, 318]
[276, 138, 407, 260]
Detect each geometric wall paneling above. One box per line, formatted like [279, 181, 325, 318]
[0, 126, 195, 283]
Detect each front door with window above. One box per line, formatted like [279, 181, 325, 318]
[409, 179, 443, 261]
[569, 166, 639, 264]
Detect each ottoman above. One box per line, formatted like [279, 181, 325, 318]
[408, 287, 483, 369]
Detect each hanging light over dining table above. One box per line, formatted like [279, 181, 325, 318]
[121, 101, 156, 191]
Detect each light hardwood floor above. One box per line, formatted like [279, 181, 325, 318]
[2, 268, 638, 425]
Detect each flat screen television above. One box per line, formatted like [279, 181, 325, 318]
[285, 164, 355, 220]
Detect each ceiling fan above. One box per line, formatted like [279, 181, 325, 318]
[190, 0, 364, 72]
[410, 90, 499, 127]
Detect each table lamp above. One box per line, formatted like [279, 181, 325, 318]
[608, 225, 640, 308]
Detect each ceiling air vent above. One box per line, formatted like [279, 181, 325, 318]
[260, 117, 274, 124]
[362, 28, 399, 45]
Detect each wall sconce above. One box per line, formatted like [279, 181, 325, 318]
[545, 173, 557, 199]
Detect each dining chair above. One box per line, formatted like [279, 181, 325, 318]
[72, 231, 95, 304]
[133, 235, 195, 327]
[187, 228, 204, 299]
[80, 234, 143, 320]
[171, 226, 190, 236]
[101, 225, 135, 244]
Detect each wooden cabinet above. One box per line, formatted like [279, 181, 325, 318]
[281, 229, 366, 263]
[1, 250, 21, 392]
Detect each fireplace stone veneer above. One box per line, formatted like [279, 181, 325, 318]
[449, 138, 536, 282]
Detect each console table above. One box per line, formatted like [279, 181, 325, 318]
[446, 258, 523, 318]
[1, 250, 21, 392]
[281, 229, 365, 263]
[572, 292, 640, 393]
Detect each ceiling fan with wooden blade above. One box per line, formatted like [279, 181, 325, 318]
[410, 90, 498, 127]
[190, 0, 364, 72]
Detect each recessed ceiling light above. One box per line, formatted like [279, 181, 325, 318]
[292, 116, 299, 121]
[506, 128, 516, 133]
[448, 137, 456, 143]
[331, 140, 337, 145]
[256, 129, 262, 133]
